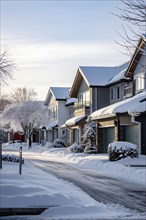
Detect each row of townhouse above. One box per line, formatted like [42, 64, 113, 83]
[42, 34, 146, 155]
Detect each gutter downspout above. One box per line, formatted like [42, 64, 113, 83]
[131, 114, 141, 154]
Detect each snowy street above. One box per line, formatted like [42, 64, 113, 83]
[1, 143, 146, 220]
[24, 154, 146, 212]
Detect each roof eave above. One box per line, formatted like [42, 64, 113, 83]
[125, 36, 146, 77]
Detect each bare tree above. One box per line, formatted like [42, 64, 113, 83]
[9, 87, 37, 103]
[0, 51, 15, 118]
[114, 0, 146, 56]
[0, 51, 15, 86]
[0, 94, 11, 112]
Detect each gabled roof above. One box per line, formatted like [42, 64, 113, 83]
[44, 87, 70, 106]
[70, 62, 129, 97]
[50, 87, 70, 100]
[125, 34, 146, 78]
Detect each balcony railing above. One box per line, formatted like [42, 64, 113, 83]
[74, 101, 90, 111]
[69, 101, 91, 117]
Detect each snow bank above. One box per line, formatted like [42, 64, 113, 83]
[40, 148, 145, 186]
[1, 160, 145, 220]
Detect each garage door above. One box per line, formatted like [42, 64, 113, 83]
[104, 127, 115, 153]
[125, 125, 139, 146]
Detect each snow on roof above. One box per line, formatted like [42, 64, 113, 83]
[47, 121, 58, 130]
[65, 98, 77, 106]
[108, 68, 130, 85]
[50, 87, 70, 100]
[91, 91, 146, 119]
[79, 62, 129, 86]
[65, 115, 86, 127]
[128, 100, 146, 115]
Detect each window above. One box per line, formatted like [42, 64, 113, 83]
[78, 93, 83, 104]
[110, 85, 121, 101]
[117, 86, 120, 99]
[136, 73, 144, 92]
[123, 82, 133, 98]
[110, 87, 114, 101]
[48, 106, 57, 119]
[78, 90, 90, 104]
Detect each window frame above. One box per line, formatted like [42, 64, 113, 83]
[135, 73, 145, 93]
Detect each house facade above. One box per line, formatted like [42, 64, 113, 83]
[43, 87, 71, 144]
[62, 63, 128, 145]
[90, 34, 146, 155]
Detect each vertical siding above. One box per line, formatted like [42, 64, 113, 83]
[92, 87, 110, 112]
[58, 101, 70, 139]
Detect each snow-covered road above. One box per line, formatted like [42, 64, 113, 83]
[25, 155, 146, 212]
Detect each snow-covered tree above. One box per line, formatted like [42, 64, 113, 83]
[82, 117, 96, 147]
[2, 101, 48, 148]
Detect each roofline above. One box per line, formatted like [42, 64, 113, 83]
[91, 113, 117, 121]
[106, 78, 132, 87]
[78, 66, 90, 87]
[125, 35, 146, 77]
[69, 68, 83, 97]
[44, 89, 51, 106]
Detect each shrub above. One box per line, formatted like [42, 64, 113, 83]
[2, 154, 24, 164]
[108, 141, 138, 161]
[52, 138, 65, 148]
[67, 143, 84, 153]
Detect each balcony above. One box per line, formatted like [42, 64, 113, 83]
[71, 101, 90, 117]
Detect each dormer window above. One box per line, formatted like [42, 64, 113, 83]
[136, 73, 144, 93]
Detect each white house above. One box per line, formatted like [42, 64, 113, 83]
[44, 87, 71, 144]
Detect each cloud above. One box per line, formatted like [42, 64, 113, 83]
[2, 38, 128, 100]
[1, 38, 126, 68]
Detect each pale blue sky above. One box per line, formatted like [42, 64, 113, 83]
[1, 0, 128, 99]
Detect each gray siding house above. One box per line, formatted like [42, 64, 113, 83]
[90, 34, 146, 155]
[63, 63, 128, 145]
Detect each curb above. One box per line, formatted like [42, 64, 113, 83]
[128, 165, 146, 167]
[0, 208, 47, 216]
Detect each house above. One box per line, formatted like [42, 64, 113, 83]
[90, 34, 146, 155]
[44, 87, 71, 144]
[62, 62, 129, 145]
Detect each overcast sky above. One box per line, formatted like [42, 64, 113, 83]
[1, 0, 129, 100]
